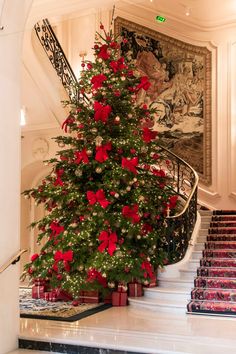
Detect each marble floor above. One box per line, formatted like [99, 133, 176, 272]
[16, 306, 236, 354]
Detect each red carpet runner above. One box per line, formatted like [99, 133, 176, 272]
[187, 210, 236, 315]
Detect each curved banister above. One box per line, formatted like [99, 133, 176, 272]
[154, 145, 199, 264]
[0, 249, 28, 274]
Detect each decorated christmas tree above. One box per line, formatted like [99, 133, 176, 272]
[22, 24, 178, 299]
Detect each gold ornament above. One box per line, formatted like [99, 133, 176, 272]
[87, 149, 93, 156]
[95, 167, 102, 173]
[95, 136, 103, 146]
[114, 116, 120, 122]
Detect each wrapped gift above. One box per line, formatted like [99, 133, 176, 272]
[48, 291, 57, 302]
[143, 275, 157, 288]
[33, 278, 49, 287]
[44, 292, 50, 301]
[117, 283, 128, 293]
[32, 285, 45, 299]
[104, 292, 112, 304]
[53, 288, 73, 301]
[112, 291, 128, 306]
[128, 282, 143, 297]
[79, 290, 100, 303]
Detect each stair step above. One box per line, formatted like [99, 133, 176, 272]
[200, 258, 236, 267]
[197, 267, 236, 277]
[194, 242, 205, 251]
[198, 235, 207, 242]
[207, 235, 236, 241]
[212, 216, 236, 221]
[199, 210, 213, 216]
[205, 241, 236, 249]
[191, 251, 202, 259]
[199, 229, 209, 236]
[213, 210, 236, 215]
[129, 296, 186, 313]
[187, 299, 236, 314]
[191, 288, 236, 301]
[209, 228, 236, 234]
[203, 250, 236, 258]
[158, 277, 193, 290]
[194, 276, 236, 289]
[144, 287, 189, 301]
[210, 222, 236, 227]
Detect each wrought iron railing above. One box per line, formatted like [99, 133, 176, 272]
[34, 19, 199, 265]
[34, 19, 78, 101]
[154, 145, 199, 264]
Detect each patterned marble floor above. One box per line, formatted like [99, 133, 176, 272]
[17, 306, 236, 354]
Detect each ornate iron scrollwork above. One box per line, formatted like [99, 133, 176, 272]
[34, 19, 78, 102]
[154, 145, 199, 264]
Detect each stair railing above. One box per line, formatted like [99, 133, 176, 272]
[34, 19, 78, 102]
[33, 19, 199, 265]
[0, 249, 28, 274]
[154, 145, 199, 264]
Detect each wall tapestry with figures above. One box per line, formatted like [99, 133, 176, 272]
[114, 17, 212, 185]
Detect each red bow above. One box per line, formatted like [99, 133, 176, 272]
[168, 195, 178, 209]
[95, 142, 112, 163]
[62, 116, 75, 133]
[50, 221, 64, 237]
[87, 189, 110, 208]
[151, 168, 166, 177]
[74, 148, 89, 164]
[122, 157, 138, 174]
[53, 250, 73, 272]
[109, 57, 126, 73]
[87, 268, 107, 288]
[54, 169, 64, 186]
[91, 74, 107, 90]
[136, 76, 151, 92]
[141, 260, 154, 278]
[94, 101, 112, 123]
[142, 127, 158, 143]
[97, 44, 110, 60]
[98, 230, 117, 256]
[122, 204, 140, 224]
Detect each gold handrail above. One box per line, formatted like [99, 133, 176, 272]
[0, 249, 28, 274]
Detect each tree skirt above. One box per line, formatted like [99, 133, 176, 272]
[187, 210, 236, 316]
[20, 288, 111, 322]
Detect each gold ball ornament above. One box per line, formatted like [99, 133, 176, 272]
[96, 167, 102, 174]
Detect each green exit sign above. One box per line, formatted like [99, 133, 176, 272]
[156, 15, 166, 23]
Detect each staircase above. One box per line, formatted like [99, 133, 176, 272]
[129, 209, 209, 312]
[187, 210, 236, 316]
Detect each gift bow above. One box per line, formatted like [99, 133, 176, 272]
[121, 157, 138, 174]
[62, 116, 75, 133]
[74, 148, 89, 164]
[136, 76, 151, 92]
[54, 169, 64, 186]
[97, 44, 110, 60]
[94, 101, 112, 123]
[122, 204, 140, 224]
[141, 260, 154, 279]
[87, 189, 110, 208]
[91, 74, 107, 90]
[142, 127, 158, 143]
[50, 221, 64, 237]
[53, 250, 73, 272]
[109, 57, 126, 73]
[87, 268, 107, 288]
[98, 230, 117, 256]
[95, 142, 112, 163]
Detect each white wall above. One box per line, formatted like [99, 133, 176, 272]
[0, 1, 32, 353]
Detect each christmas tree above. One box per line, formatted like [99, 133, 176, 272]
[22, 24, 178, 299]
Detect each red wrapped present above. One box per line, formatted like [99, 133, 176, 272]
[112, 291, 128, 306]
[44, 292, 50, 301]
[32, 285, 45, 299]
[117, 283, 128, 292]
[79, 290, 100, 303]
[104, 292, 112, 304]
[128, 282, 143, 297]
[33, 278, 49, 287]
[143, 274, 157, 288]
[53, 288, 73, 301]
[48, 291, 57, 302]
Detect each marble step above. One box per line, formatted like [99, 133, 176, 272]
[199, 210, 213, 216]
[197, 235, 207, 243]
[199, 229, 210, 236]
[129, 296, 186, 313]
[191, 251, 202, 260]
[194, 242, 205, 251]
[179, 268, 197, 279]
[158, 277, 193, 290]
[144, 287, 189, 302]
[8, 351, 59, 354]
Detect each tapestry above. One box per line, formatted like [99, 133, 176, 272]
[114, 17, 212, 185]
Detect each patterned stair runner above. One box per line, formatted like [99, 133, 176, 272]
[187, 210, 236, 315]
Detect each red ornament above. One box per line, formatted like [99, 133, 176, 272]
[31, 253, 39, 262]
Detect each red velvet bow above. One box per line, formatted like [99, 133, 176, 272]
[50, 221, 65, 237]
[121, 157, 138, 174]
[122, 204, 140, 224]
[142, 127, 158, 143]
[74, 148, 89, 164]
[91, 74, 107, 90]
[62, 116, 75, 133]
[97, 44, 110, 60]
[94, 101, 112, 123]
[136, 76, 151, 91]
[87, 189, 110, 208]
[54, 169, 64, 186]
[141, 260, 154, 278]
[98, 230, 117, 256]
[53, 250, 73, 272]
[87, 268, 107, 288]
[109, 57, 126, 73]
[95, 142, 112, 163]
